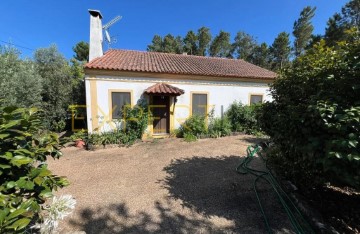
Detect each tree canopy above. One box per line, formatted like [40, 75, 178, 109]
[293, 6, 316, 56]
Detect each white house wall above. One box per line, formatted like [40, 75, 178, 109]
[85, 75, 272, 133]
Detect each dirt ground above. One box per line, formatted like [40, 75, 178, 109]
[48, 135, 296, 234]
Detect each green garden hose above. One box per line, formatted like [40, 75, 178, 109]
[236, 144, 314, 234]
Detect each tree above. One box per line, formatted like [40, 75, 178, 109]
[197, 27, 212, 56]
[293, 6, 316, 56]
[325, 0, 360, 46]
[209, 30, 232, 58]
[175, 36, 184, 54]
[250, 43, 271, 69]
[147, 35, 163, 52]
[270, 32, 291, 71]
[73, 41, 89, 62]
[34, 45, 72, 132]
[183, 30, 198, 55]
[231, 31, 257, 60]
[0, 47, 43, 108]
[163, 34, 179, 54]
[258, 32, 360, 189]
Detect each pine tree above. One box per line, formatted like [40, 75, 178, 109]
[73, 41, 89, 62]
[325, 0, 360, 46]
[183, 30, 198, 55]
[293, 6, 316, 56]
[270, 32, 291, 71]
[147, 35, 163, 52]
[231, 31, 257, 60]
[250, 43, 271, 69]
[197, 27, 212, 56]
[209, 31, 232, 58]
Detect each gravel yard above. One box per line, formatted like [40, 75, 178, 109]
[48, 135, 295, 233]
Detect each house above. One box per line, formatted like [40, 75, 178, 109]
[84, 10, 276, 136]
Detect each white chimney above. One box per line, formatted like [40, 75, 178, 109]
[88, 9, 103, 61]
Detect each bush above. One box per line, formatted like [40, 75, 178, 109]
[183, 133, 197, 142]
[226, 101, 262, 135]
[178, 115, 207, 139]
[208, 117, 232, 138]
[87, 103, 149, 147]
[258, 35, 360, 189]
[0, 106, 69, 232]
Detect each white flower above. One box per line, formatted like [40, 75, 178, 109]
[32, 195, 76, 234]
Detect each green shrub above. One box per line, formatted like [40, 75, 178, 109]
[87, 103, 149, 147]
[0, 106, 69, 232]
[258, 35, 360, 189]
[208, 117, 232, 138]
[178, 115, 207, 138]
[226, 101, 262, 135]
[183, 133, 197, 142]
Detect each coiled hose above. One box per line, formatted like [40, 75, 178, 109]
[236, 144, 314, 234]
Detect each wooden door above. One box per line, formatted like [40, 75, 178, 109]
[152, 96, 170, 134]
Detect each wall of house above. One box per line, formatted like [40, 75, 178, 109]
[85, 75, 272, 134]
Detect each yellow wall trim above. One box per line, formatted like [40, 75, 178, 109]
[89, 80, 98, 132]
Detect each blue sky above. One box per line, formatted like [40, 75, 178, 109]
[0, 0, 348, 59]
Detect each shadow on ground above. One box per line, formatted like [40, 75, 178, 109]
[69, 155, 293, 233]
[161, 155, 294, 233]
[68, 199, 228, 234]
[239, 136, 269, 145]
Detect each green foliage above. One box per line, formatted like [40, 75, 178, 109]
[209, 30, 232, 58]
[259, 33, 360, 189]
[270, 32, 291, 71]
[325, 0, 360, 46]
[178, 115, 208, 139]
[293, 6, 316, 56]
[231, 31, 257, 60]
[87, 103, 149, 147]
[0, 106, 68, 233]
[72, 41, 89, 62]
[208, 117, 232, 138]
[226, 101, 262, 135]
[34, 45, 72, 132]
[0, 47, 43, 108]
[183, 30, 198, 55]
[147, 35, 164, 52]
[251, 43, 271, 69]
[197, 27, 212, 56]
[183, 133, 197, 142]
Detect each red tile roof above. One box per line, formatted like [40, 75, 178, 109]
[85, 49, 276, 80]
[144, 83, 185, 96]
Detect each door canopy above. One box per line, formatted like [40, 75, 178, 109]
[144, 83, 184, 96]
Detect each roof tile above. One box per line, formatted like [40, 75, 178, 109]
[145, 83, 185, 96]
[85, 49, 276, 79]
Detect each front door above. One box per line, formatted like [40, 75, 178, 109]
[152, 96, 170, 134]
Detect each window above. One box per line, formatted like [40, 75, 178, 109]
[250, 94, 263, 105]
[111, 92, 131, 119]
[192, 93, 208, 116]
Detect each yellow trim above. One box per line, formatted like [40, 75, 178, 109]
[170, 96, 175, 131]
[108, 89, 134, 121]
[147, 95, 154, 136]
[248, 93, 264, 105]
[190, 91, 209, 116]
[85, 69, 274, 84]
[89, 80, 98, 132]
